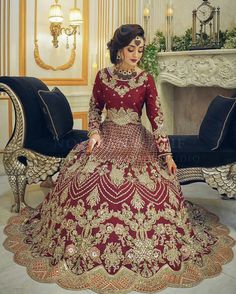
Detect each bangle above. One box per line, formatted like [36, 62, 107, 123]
[90, 138, 97, 144]
[165, 154, 173, 161]
[158, 153, 172, 158]
[88, 129, 100, 138]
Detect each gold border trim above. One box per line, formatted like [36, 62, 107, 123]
[34, 42, 76, 71]
[7, 0, 10, 75]
[19, 0, 26, 76]
[3, 0, 6, 75]
[73, 111, 88, 130]
[0, 0, 2, 76]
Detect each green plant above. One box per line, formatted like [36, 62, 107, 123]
[223, 27, 236, 49]
[140, 43, 159, 80]
[172, 28, 192, 51]
[219, 30, 227, 48]
[152, 31, 166, 52]
[140, 31, 166, 80]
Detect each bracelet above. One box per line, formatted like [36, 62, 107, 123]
[158, 153, 172, 158]
[165, 154, 173, 161]
[90, 138, 97, 144]
[88, 129, 100, 138]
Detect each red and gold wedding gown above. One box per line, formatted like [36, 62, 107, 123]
[4, 68, 235, 294]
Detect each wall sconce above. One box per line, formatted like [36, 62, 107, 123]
[48, 0, 83, 48]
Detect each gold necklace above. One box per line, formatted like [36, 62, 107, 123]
[113, 66, 137, 80]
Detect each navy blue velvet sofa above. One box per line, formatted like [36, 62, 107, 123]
[169, 93, 236, 199]
[0, 76, 88, 212]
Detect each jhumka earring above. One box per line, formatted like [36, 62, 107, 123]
[116, 53, 121, 61]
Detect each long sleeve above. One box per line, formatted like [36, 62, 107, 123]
[145, 74, 172, 157]
[88, 71, 105, 136]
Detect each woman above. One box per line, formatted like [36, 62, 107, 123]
[4, 24, 234, 293]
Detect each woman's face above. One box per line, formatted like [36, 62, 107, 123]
[120, 36, 145, 67]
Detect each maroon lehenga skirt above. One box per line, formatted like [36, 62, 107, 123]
[4, 121, 235, 293]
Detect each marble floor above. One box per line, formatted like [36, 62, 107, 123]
[0, 175, 236, 294]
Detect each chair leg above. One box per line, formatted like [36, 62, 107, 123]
[8, 175, 27, 213]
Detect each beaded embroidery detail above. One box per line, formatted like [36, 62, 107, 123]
[105, 107, 141, 125]
[100, 68, 148, 97]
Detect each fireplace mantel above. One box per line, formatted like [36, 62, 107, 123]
[157, 49, 236, 88]
[154, 49, 236, 134]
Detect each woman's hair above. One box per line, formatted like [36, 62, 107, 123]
[107, 24, 145, 65]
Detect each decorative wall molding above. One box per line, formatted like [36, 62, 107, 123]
[73, 112, 88, 130]
[34, 42, 76, 71]
[158, 49, 236, 89]
[19, 0, 89, 86]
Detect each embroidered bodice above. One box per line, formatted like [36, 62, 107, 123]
[88, 67, 171, 156]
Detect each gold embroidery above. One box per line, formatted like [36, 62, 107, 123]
[88, 94, 102, 133]
[82, 158, 101, 175]
[151, 95, 171, 154]
[86, 187, 100, 207]
[135, 168, 156, 190]
[101, 242, 124, 273]
[169, 189, 179, 209]
[100, 69, 148, 97]
[4, 199, 235, 293]
[110, 165, 125, 186]
[105, 107, 141, 125]
[131, 192, 145, 210]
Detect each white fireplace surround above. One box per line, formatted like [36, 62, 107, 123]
[156, 49, 236, 134]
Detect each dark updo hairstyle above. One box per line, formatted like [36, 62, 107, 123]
[107, 24, 145, 65]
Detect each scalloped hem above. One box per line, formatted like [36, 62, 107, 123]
[3, 206, 235, 294]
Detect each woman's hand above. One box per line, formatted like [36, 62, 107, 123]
[86, 133, 102, 154]
[165, 154, 177, 175]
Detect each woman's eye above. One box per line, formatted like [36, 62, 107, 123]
[128, 48, 134, 52]
[138, 50, 144, 53]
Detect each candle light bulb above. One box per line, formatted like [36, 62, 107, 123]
[167, 7, 173, 17]
[143, 7, 150, 17]
[92, 62, 98, 69]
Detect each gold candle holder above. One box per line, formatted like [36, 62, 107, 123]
[192, 9, 197, 46]
[217, 7, 220, 46]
